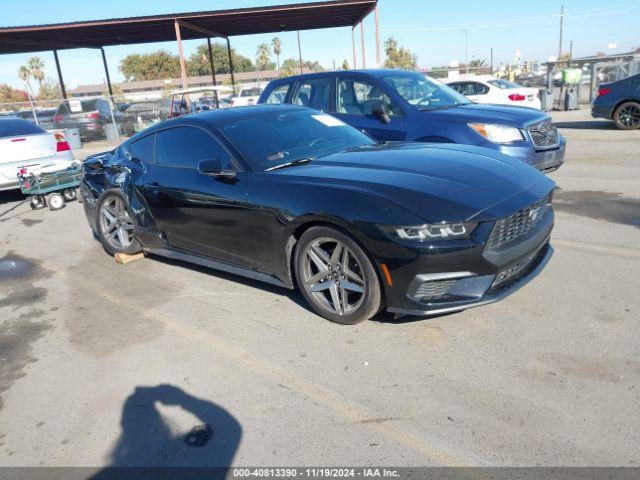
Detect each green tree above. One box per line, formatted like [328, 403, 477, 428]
[280, 58, 323, 77]
[36, 78, 62, 100]
[341, 59, 349, 70]
[256, 43, 272, 71]
[0, 83, 28, 104]
[271, 37, 282, 69]
[186, 43, 254, 76]
[27, 57, 45, 88]
[119, 51, 181, 82]
[468, 58, 486, 70]
[383, 37, 418, 70]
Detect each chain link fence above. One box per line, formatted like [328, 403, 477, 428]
[0, 92, 229, 154]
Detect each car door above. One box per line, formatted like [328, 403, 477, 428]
[290, 77, 333, 112]
[139, 125, 252, 267]
[331, 76, 406, 141]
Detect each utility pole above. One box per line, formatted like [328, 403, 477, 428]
[558, 5, 564, 60]
[569, 40, 573, 62]
[490, 47, 494, 73]
[461, 29, 468, 73]
[297, 30, 303, 74]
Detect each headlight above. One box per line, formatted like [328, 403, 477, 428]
[469, 123, 524, 143]
[382, 222, 477, 241]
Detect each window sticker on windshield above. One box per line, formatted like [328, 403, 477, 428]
[312, 114, 345, 127]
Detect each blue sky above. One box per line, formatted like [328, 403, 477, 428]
[1, 0, 638, 89]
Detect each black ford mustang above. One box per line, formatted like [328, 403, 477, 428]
[81, 105, 555, 324]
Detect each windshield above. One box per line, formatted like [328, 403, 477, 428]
[382, 72, 471, 111]
[222, 109, 374, 172]
[488, 79, 522, 89]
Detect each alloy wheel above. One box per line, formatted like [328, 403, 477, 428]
[99, 196, 134, 250]
[618, 104, 640, 128]
[300, 237, 366, 316]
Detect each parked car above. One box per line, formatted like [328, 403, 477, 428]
[53, 98, 135, 140]
[14, 108, 57, 130]
[0, 118, 75, 191]
[591, 73, 640, 130]
[229, 85, 262, 107]
[81, 105, 555, 324]
[447, 77, 542, 109]
[259, 70, 564, 172]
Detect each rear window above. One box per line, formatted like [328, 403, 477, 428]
[0, 119, 45, 138]
[488, 79, 521, 89]
[240, 88, 261, 97]
[56, 99, 99, 114]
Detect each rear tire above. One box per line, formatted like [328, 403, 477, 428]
[294, 226, 382, 324]
[613, 101, 640, 130]
[30, 195, 45, 210]
[95, 190, 142, 256]
[47, 192, 65, 211]
[62, 188, 77, 201]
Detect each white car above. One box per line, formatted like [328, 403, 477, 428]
[0, 118, 75, 191]
[229, 85, 262, 107]
[447, 78, 542, 109]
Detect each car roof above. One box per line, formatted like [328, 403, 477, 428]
[268, 69, 423, 83]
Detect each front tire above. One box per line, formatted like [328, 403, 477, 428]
[96, 190, 142, 256]
[47, 192, 65, 211]
[613, 101, 640, 130]
[294, 226, 382, 324]
[62, 188, 77, 201]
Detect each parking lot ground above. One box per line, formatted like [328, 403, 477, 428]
[0, 108, 639, 468]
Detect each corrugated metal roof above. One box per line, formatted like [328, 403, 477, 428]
[0, 0, 376, 54]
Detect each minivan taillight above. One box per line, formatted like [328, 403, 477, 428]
[54, 133, 70, 152]
[53, 114, 63, 123]
[508, 93, 526, 101]
[85, 112, 101, 119]
[597, 86, 612, 97]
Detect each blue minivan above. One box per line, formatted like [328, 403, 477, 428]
[258, 69, 565, 172]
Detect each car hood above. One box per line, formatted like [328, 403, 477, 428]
[271, 142, 555, 223]
[429, 102, 548, 127]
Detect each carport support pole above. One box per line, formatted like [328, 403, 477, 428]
[100, 47, 114, 97]
[226, 38, 236, 94]
[360, 21, 366, 68]
[53, 49, 67, 100]
[351, 27, 356, 69]
[374, 6, 381, 66]
[174, 20, 188, 90]
[297, 31, 303, 74]
[206, 37, 219, 109]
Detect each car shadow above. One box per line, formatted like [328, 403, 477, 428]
[553, 120, 617, 130]
[146, 253, 311, 312]
[0, 191, 28, 220]
[89, 384, 241, 480]
[371, 309, 459, 324]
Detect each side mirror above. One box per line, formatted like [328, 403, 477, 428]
[371, 100, 391, 124]
[198, 158, 222, 175]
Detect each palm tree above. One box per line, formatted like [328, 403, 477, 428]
[256, 43, 271, 71]
[27, 56, 45, 88]
[271, 37, 282, 70]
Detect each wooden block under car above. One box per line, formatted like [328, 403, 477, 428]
[114, 252, 144, 265]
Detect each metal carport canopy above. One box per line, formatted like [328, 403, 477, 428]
[0, 0, 377, 54]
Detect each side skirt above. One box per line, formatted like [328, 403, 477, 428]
[144, 247, 294, 290]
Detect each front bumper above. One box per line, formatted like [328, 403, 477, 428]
[387, 243, 553, 317]
[381, 208, 555, 317]
[495, 134, 566, 173]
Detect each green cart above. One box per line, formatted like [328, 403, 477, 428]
[18, 165, 82, 211]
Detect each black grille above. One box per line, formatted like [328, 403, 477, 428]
[487, 196, 551, 249]
[415, 279, 456, 300]
[528, 120, 559, 148]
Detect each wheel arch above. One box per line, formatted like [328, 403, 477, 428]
[284, 217, 387, 306]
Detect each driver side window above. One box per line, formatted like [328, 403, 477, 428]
[155, 126, 234, 171]
[336, 78, 402, 117]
